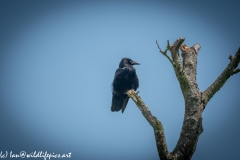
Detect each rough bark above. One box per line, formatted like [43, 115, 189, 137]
[126, 38, 240, 160]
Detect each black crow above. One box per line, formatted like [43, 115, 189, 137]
[111, 58, 140, 113]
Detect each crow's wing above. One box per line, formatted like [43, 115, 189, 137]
[111, 67, 132, 113]
[111, 93, 123, 112]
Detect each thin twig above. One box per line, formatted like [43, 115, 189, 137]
[156, 40, 174, 65]
[232, 68, 240, 75]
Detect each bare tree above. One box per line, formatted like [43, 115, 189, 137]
[126, 38, 240, 160]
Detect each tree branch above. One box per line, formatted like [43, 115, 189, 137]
[203, 48, 240, 105]
[126, 90, 173, 160]
[169, 38, 185, 69]
[179, 44, 201, 98]
[156, 40, 174, 66]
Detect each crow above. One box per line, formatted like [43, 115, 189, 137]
[111, 58, 140, 113]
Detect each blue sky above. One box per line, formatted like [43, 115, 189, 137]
[0, 1, 240, 160]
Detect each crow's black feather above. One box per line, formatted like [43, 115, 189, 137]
[111, 58, 140, 113]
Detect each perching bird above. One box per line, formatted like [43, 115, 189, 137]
[111, 58, 140, 113]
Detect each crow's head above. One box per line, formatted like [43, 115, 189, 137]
[119, 58, 140, 68]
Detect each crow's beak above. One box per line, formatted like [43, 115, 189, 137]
[132, 61, 140, 65]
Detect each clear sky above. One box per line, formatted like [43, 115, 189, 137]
[0, 1, 239, 160]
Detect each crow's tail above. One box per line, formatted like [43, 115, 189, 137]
[111, 94, 129, 113]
